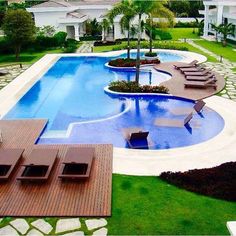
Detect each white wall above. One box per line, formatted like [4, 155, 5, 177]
[33, 11, 67, 31]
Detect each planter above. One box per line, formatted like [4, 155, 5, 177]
[145, 55, 159, 60]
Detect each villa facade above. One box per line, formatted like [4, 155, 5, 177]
[27, 0, 147, 41]
[201, 0, 236, 41]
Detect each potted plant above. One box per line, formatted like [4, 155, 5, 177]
[144, 51, 158, 60]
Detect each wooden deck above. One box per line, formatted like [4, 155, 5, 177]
[155, 62, 225, 101]
[0, 120, 113, 216]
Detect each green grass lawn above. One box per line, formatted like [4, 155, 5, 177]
[167, 28, 200, 40]
[0, 49, 64, 66]
[194, 40, 236, 62]
[107, 175, 235, 235]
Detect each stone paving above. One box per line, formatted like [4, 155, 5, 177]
[0, 64, 30, 90]
[0, 218, 108, 236]
[187, 40, 236, 101]
[76, 41, 95, 53]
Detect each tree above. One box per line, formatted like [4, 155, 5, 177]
[168, 0, 190, 17]
[212, 23, 235, 47]
[2, 9, 35, 61]
[195, 18, 204, 36]
[100, 18, 110, 42]
[36, 25, 55, 37]
[108, 0, 135, 59]
[147, 1, 174, 54]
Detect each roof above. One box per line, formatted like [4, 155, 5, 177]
[67, 11, 86, 19]
[31, 0, 119, 8]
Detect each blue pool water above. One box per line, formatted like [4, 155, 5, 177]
[4, 52, 225, 149]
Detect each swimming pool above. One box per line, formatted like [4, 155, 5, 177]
[4, 51, 225, 149]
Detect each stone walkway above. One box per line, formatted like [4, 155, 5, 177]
[76, 41, 94, 53]
[187, 40, 236, 101]
[0, 218, 108, 236]
[0, 64, 30, 90]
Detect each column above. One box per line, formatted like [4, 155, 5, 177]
[217, 5, 224, 25]
[74, 24, 80, 41]
[203, 5, 209, 37]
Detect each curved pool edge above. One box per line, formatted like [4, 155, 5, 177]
[112, 96, 236, 176]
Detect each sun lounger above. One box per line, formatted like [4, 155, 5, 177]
[58, 147, 94, 180]
[155, 113, 193, 127]
[227, 221, 236, 236]
[184, 68, 211, 77]
[17, 148, 58, 182]
[170, 100, 206, 115]
[180, 66, 205, 73]
[174, 60, 198, 69]
[0, 149, 24, 181]
[122, 128, 150, 149]
[185, 73, 215, 81]
[194, 100, 206, 113]
[184, 78, 217, 89]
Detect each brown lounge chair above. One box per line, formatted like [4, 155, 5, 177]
[184, 68, 211, 77]
[180, 66, 205, 73]
[170, 100, 206, 115]
[185, 73, 215, 81]
[123, 128, 150, 149]
[174, 60, 198, 69]
[58, 147, 94, 180]
[155, 113, 193, 127]
[184, 78, 217, 89]
[17, 149, 58, 182]
[0, 149, 24, 181]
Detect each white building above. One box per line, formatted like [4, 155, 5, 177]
[27, 0, 147, 41]
[201, 0, 236, 41]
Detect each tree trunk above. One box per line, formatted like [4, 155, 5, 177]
[127, 24, 130, 59]
[149, 16, 153, 53]
[135, 13, 142, 84]
[15, 45, 21, 62]
[223, 35, 227, 47]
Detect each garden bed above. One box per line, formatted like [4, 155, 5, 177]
[108, 58, 160, 67]
[160, 162, 236, 201]
[108, 80, 169, 94]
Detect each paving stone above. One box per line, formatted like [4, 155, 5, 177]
[31, 219, 53, 234]
[0, 225, 19, 236]
[61, 231, 84, 236]
[10, 218, 30, 234]
[27, 229, 44, 236]
[92, 227, 108, 236]
[85, 219, 107, 231]
[56, 218, 81, 234]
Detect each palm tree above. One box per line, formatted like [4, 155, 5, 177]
[101, 18, 110, 42]
[147, 1, 174, 54]
[195, 18, 204, 36]
[107, 0, 135, 59]
[216, 23, 235, 47]
[211, 23, 220, 42]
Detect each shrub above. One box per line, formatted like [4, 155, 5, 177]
[108, 58, 160, 67]
[152, 29, 172, 40]
[160, 162, 236, 201]
[63, 38, 77, 53]
[54, 31, 67, 47]
[80, 35, 102, 41]
[110, 41, 188, 52]
[0, 37, 14, 54]
[174, 21, 196, 28]
[108, 80, 169, 94]
[94, 41, 119, 46]
[145, 52, 158, 57]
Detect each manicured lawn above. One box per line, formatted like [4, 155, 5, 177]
[107, 175, 235, 235]
[0, 49, 64, 66]
[167, 28, 200, 40]
[194, 40, 236, 62]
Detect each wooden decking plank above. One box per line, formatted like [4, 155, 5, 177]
[0, 120, 112, 216]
